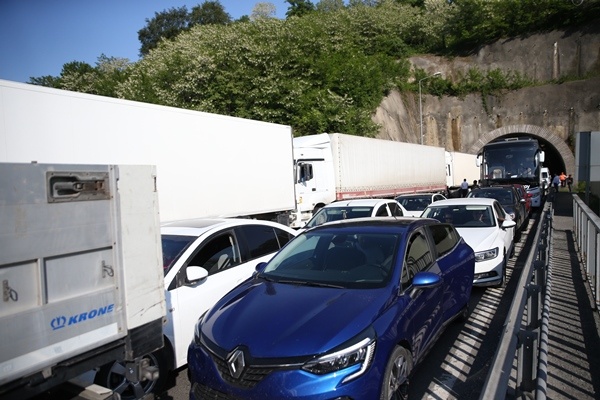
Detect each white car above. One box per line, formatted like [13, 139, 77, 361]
[302, 198, 408, 230]
[527, 185, 542, 208]
[94, 218, 297, 399]
[421, 198, 516, 288]
[395, 192, 447, 217]
[540, 167, 551, 195]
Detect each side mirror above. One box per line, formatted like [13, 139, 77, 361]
[412, 271, 442, 289]
[186, 266, 208, 283]
[501, 219, 516, 229]
[255, 262, 268, 274]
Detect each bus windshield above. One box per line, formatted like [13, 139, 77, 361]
[481, 138, 541, 186]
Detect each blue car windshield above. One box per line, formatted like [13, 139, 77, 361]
[261, 231, 400, 289]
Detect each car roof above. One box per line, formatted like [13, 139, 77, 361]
[425, 198, 497, 207]
[321, 198, 396, 208]
[310, 216, 435, 231]
[476, 185, 514, 190]
[396, 193, 438, 198]
[161, 218, 295, 236]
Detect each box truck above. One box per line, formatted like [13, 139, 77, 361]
[0, 79, 296, 224]
[291, 133, 447, 228]
[0, 162, 166, 400]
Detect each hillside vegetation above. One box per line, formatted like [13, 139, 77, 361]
[31, 0, 600, 137]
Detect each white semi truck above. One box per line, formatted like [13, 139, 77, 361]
[0, 162, 166, 400]
[0, 79, 296, 224]
[291, 133, 447, 228]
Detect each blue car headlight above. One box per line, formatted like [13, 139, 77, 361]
[474, 247, 499, 262]
[302, 335, 376, 383]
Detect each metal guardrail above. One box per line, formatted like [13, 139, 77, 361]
[572, 194, 600, 310]
[480, 202, 554, 400]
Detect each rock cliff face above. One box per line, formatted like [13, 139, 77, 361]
[373, 23, 600, 166]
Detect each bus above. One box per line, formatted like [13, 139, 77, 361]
[477, 136, 546, 199]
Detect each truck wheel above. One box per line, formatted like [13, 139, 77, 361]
[94, 347, 170, 400]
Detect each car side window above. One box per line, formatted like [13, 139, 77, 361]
[493, 202, 505, 224]
[389, 203, 404, 216]
[238, 225, 293, 261]
[375, 204, 390, 217]
[428, 224, 459, 257]
[401, 230, 433, 290]
[187, 232, 240, 276]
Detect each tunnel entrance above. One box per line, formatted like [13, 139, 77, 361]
[467, 124, 574, 179]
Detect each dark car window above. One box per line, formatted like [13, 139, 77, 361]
[162, 234, 196, 276]
[238, 225, 293, 260]
[187, 232, 240, 276]
[402, 230, 433, 289]
[429, 224, 459, 257]
[493, 201, 506, 221]
[375, 204, 390, 217]
[389, 202, 404, 216]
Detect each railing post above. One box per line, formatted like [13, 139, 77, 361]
[517, 329, 538, 396]
[533, 260, 547, 299]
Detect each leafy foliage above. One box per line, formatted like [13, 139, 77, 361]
[29, 0, 600, 137]
[137, 2, 232, 56]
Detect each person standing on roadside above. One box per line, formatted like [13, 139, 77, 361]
[460, 178, 469, 197]
[560, 172, 567, 187]
[566, 174, 573, 192]
[552, 174, 560, 192]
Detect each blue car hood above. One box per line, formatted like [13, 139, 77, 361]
[202, 279, 390, 358]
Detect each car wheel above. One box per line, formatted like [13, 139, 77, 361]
[494, 253, 507, 288]
[94, 346, 170, 400]
[457, 300, 470, 322]
[380, 345, 412, 400]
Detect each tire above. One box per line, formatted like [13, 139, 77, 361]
[494, 253, 507, 288]
[94, 347, 170, 400]
[457, 300, 470, 322]
[380, 345, 412, 400]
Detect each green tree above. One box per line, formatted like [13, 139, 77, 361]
[285, 0, 316, 18]
[315, 0, 345, 13]
[29, 75, 62, 88]
[190, 1, 231, 26]
[138, 6, 190, 56]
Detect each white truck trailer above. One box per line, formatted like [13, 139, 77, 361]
[445, 151, 480, 197]
[0, 162, 166, 399]
[0, 79, 296, 224]
[292, 133, 447, 227]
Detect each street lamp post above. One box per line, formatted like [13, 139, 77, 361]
[419, 71, 441, 145]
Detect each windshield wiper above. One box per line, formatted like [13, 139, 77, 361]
[266, 277, 344, 288]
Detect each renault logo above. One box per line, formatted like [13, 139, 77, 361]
[227, 348, 246, 379]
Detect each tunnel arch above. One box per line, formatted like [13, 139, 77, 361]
[467, 124, 574, 178]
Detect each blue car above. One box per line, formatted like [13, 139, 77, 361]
[188, 217, 475, 399]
